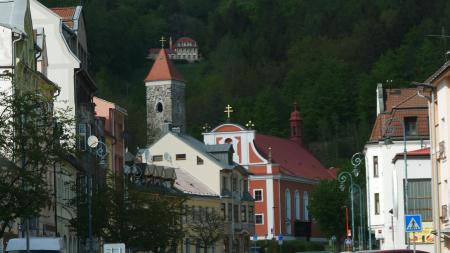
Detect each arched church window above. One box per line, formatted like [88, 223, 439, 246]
[156, 102, 163, 113]
[225, 138, 232, 144]
[303, 191, 309, 221]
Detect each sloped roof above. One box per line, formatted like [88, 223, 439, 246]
[254, 134, 335, 180]
[392, 147, 430, 163]
[425, 60, 450, 84]
[369, 88, 429, 142]
[0, 0, 28, 34]
[144, 49, 184, 82]
[174, 168, 219, 196]
[50, 7, 76, 28]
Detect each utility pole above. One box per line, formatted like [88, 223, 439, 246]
[426, 26, 450, 61]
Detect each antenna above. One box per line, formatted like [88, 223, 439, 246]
[426, 26, 450, 61]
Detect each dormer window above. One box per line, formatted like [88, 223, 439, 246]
[404, 117, 418, 136]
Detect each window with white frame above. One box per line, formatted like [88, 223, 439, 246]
[255, 214, 264, 224]
[303, 191, 309, 221]
[254, 189, 263, 202]
[285, 189, 292, 235]
[295, 190, 300, 220]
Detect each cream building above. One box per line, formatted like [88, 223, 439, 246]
[422, 61, 450, 253]
[142, 132, 255, 253]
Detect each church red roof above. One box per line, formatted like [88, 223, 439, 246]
[254, 134, 335, 180]
[144, 49, 184, 82]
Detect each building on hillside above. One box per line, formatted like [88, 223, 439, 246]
[93, 97, 128, 178]
[144, 48, 186, 144]
[148, 37, 199, 63]
[421, 61, 450, 253]
[364, 84, 431, 251]
[141, 132, 255, 253]
[203, 105, 336, 242]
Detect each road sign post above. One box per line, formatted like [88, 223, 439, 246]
[277, 234, 283, 253]
[405, 214, 422, 253]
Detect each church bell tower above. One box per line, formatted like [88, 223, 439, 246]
[144, 47, 186, 144]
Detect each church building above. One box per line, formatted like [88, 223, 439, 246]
[203, 106, 336, 241]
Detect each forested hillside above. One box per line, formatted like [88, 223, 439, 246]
[40, 0, 450, 166]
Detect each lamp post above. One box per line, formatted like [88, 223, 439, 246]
[338, 153, 364, 251]
[383, 117, 409, 248]
[86, 135, 108, 253]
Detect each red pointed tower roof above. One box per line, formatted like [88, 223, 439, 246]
[144, 49, 184, 82]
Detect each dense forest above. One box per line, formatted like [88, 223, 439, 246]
[40, 0, 450, 167]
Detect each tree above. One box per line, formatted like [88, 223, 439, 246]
[308, 179, 347, 250]
[189, 207, 224, 253]
[0, 87, 74, 238]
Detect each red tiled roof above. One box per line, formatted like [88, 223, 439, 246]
[50, 7, 76, 28]
[254, 134, 335, 180]
[144, 49, 184, 82]
[392, 147, 430, 162]
[176, 37, 196, 43]
[369, 88, 429, 142]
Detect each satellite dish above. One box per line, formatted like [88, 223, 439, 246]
[164, 152, 171, 161]
[87, 135, 99, 148]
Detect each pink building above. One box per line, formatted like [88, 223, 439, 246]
[93, 97, 127, 175]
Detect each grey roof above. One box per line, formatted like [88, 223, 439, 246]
[425, 60, 450, 84]
[173, 133, 234, 169]
[174, 168, 219, 197]
[205, 144, 232, 153]
[0, 0, 28, 35]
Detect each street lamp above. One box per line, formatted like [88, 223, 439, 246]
[86, 135, 108, 253]
[383, 117, 410, 248]
[338, 152, 364, 251]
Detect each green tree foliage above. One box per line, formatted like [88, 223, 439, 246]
[39, 0, 450, 166]
[0, 88, 74, 238]
[308, 180, 347, 248]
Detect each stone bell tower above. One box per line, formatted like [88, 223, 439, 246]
[144, 48, 186, 144]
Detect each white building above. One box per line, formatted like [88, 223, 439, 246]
[365, 84, 431, 251]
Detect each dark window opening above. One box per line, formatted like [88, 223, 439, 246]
[176, 154, 186, 160]
[404, 117, 418, 136]
[156, 102, 163, 113]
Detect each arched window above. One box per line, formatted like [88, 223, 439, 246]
[303, 191, 309, 221]
[225, 138, 232, 144]
[156, 102, 163, 113]
[285, 189, 291, 235]
[295, 190, 300, 220]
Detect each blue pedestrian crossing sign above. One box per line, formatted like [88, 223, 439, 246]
[405, 214, 422, 232]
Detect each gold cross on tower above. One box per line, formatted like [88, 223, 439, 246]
[224, 104, 234, 119]
[160, 36, 166, 48]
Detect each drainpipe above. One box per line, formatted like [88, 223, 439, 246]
[11, 32, 23, 82]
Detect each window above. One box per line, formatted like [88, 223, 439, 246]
[294, 191, 300, 220]
[221, 203, 226, 220]
[222, 176, 228, 191]
[404, 117, 418, 136]
[176, 154, 186, 160]
[156, 102, 163, 113]
[233, 204, 239, 222]
[185, 239, 190, 253]
[255, 214, 264, 224]
[152, 155, 163, 162]
[285, 189, 292, 235]
[303, 191, 309, 221]
[241, 205, 247, 222]
[254, 189, 263, 202]
[373, 156, 379, 178]
[405, 179, 432, 221]
[232, 177, 237, 191]
[227, 203, 232, 221]
[248, 206, 254, 222]
[78, 123, 87, 151]
[197, 156, 204, 165]
[375, 193, 380, 215]
[196, 239, 201, 253]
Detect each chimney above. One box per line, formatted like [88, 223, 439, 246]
[376, 83, 384, 115]
[290, 102, 302, 145]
